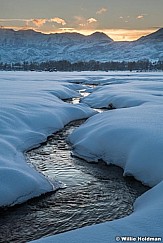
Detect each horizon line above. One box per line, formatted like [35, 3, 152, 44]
[0, 26, 161, 42]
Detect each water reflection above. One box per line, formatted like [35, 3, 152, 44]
[0, 120, 149, 243]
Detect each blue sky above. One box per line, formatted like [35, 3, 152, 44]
[0, 0, 162, 40]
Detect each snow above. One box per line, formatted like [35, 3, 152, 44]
[29, 71, 163, 243]
[70, 73, 163, 187]
[69, 105, 163, 187]
[0, 71, 96, 207]
[81, 79, 163, 108]
[0, 29, 163, 63]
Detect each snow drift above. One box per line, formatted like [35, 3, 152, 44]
[0, 71, 96, 206]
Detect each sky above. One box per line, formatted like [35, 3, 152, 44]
[0, 0, 162, 41]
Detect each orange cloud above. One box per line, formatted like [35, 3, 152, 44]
[96, 8, 107, 15]
[32, 18, 66, 27]
[50, 17, 66, 25]
[87, 18, 97, 24]
[32, 19, 46, 27]
[0, 17, 67, 28]
[137, 15, 144, 19]
[137, 14, 148, 19]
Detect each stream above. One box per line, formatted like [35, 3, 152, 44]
[0, 86, 149, 243]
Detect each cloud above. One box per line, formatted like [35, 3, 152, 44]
[32, 19, 46, 27]
[137, 15, 144, 19]
[96, 8, 107, 15]
[0, 17, 67, 29]
[32, 18, 66, 27]
[79, 23, 86, 27]
[137, 14, 147, 19]
[87, 18, 97, 24]
[74, 16, 97, 27]
[50, 18, 66, 25]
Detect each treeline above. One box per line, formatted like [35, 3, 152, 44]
[0, 60, 163, 72]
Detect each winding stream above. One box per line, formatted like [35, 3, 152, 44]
[0, 87, 149, 243]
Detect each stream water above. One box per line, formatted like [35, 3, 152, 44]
[0, 87, 149, 243]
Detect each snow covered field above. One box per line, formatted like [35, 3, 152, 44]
[1, 71, 163, 242]
[29, 71, 163, 243]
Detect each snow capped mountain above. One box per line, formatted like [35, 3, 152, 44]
[138, 28, 163, 42]
[87, 32, 113, 42]
[0, 28, 162, 63]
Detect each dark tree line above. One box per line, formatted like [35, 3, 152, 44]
[0, 60, 163, 72]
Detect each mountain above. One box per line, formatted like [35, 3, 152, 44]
[0, 28, 163, 63]
[137, 28, 163, 42]
[87, 32, 113, 42]
[0, 29, 112, 47]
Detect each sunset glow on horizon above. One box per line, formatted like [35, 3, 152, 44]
[0, 25, 158, 42]
[47, 28, 158, 41]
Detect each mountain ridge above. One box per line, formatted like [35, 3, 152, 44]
[137, 28, 163, 42]
[0, 28, 162, 63]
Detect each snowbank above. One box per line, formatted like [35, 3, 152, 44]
[69, 104, 163, 187]
[0, 71, 96, 206]
[81, 80, 163, 108]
